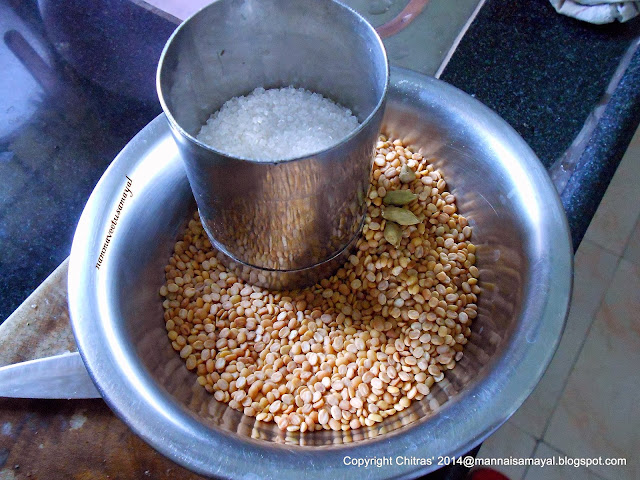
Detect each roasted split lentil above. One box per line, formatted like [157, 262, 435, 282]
[160, 135, 480, 432]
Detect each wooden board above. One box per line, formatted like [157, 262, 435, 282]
[0, 259, 206, 480]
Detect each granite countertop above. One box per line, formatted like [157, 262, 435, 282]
[440, 1, 640, 251]
[0, 0, 638, 478]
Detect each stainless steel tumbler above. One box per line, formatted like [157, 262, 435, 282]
[157, 0, 388, 289]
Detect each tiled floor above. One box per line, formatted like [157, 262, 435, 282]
[476, 126, 640, 480]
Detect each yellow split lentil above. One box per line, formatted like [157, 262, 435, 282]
[159, 134, 480, 432]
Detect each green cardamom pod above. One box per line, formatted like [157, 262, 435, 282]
[383, 221, 403, 248]
[383, 190, 418, 206]
[382, 206, 420, 226]
[399, 164, 417, 184]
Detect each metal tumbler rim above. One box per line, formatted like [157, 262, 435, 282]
[156, 0, 389, 166]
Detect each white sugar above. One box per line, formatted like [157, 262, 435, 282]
[196, 87, 360, 161]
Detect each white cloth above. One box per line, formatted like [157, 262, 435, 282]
[550, 0, 640, 23]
